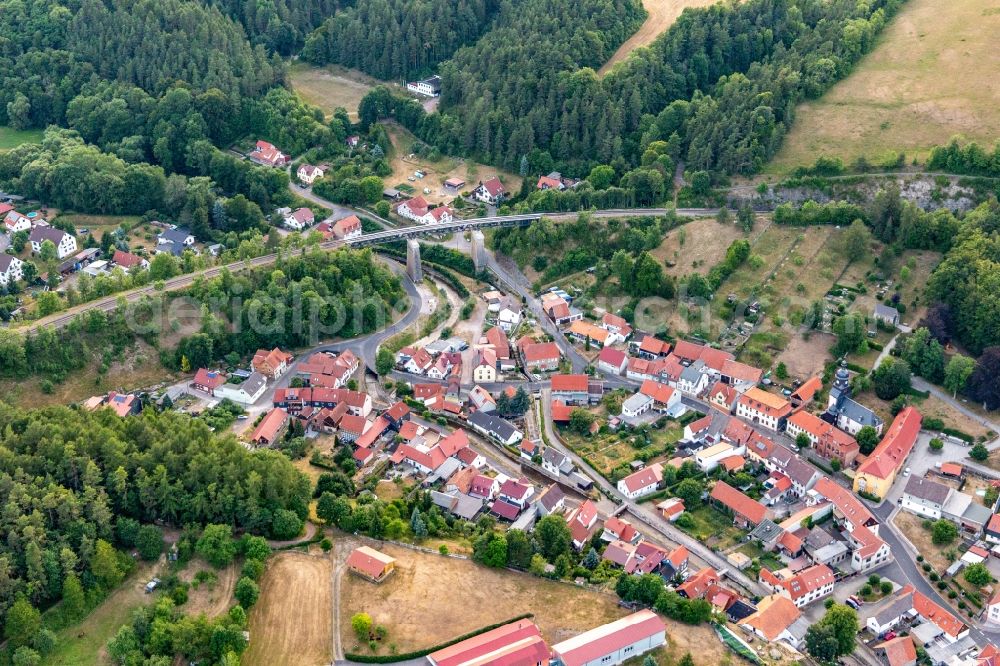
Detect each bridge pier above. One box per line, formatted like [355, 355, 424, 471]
[406, 239, 422, 282]
[471, 230, 486, 273]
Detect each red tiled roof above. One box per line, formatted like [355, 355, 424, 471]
[345, 546, 394, 580]
[639, 336, 670, 356]
[711, 481, 767, 525]
[551, 400, 572, 422]
[791, 376, 823, 403]
[620, 465, 662, 494]
[603, 517, 638, 543]
[250, 408, 288, 443]
[875, 636, 917, 666]
[742, 595, 801, 641]
[112, 249, 145, 269]
[940, 462, 963, 477]
[384, 401, 410, 421]
[551, 374, 588, 392]
[193, 368, 226, 388]
[639, 379, 675, 405]
[491, 499, 521, 520]
[783, 564, 834, 601]
[687, 414, 713, 434]
[355, 416, 389, 448]
[721, 359, 763, 384]
[597, 346, 627, 368]
[905, 584, 967, 638]
[521, 341, 561, 364]
[720, 455, 745, 472]
[480, 177, 505, 197]
[677, 567, 719, 599]
[857, 406, 922, 480]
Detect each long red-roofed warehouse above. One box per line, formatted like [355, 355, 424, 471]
[345, 546, 396, 583]
[550, 610, 666, 666]
[426, 618, 549, 666]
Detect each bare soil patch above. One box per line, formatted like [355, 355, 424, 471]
[599, 0, 721, 75]
[775, 332, 836, 381]
[892, 510, 954, 572]
[770, 0, 1000, 171]
[244, 551, 333, 666]
[338, 542, 727, 664]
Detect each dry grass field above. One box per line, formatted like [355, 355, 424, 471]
[339, 542, 729, 664]
[770, 0, 1000, 171]
[244, 551, 333, 666]
[599, 0, 720, 75]
[651, 217, 747, 277]
[289, 62, 387, 120]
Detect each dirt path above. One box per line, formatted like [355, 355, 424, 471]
[598, 0, 720, 75]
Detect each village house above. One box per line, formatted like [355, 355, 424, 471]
[3, 210, 31, 233]
[520, 340, 562, 372]
[541, 294, 582, 325]
[482, 326, 514, 370]
[600, 312, 632, 339]
[214, 372, 267, 405]
[550, 374, 590, 405]
[472, 348, 497, 383]
[191, 368, 227, 395]
[740, 595, 808, 648]
[283, 207, 315, 230]
[853, 406, 921, 499]
[496, 299, 522, 332]
[720, 359, 763, 392]
[617, 464, 663, 500]
[696, 442, 747, 472]
[785, 410, 860, 467]
[273, 387, 372, 417]
[542, 448, 574, 476]
[297, 164, 326, 184]
[735, 387, 792, 431]
[0, 254, 24, 286]
[249, 408, 289, 447]
[657, 498, 685, 522]
[111, 249, 149, 271]
[566, 320, 614, 347]
[759, 564, 835, 607]
[29, 226, 77, 259]
[706, 381, 739, 413]
[252, 347, 293, 380]
[596, 347, 628, 376]
[249, 140, 288, 167]
[566, 499, 599, 549]
[331, 214, 363, 240]
[636, 335, 671, 359]
[156, 226, 196, 256]
[472, 177, 506, 205]
[467, 410, 523, 446]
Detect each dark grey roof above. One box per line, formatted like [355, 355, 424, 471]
[542, 447, 569, 468]
[241, 372, 266, 397]
[903, 476, 951, 505]
[537, 484, 565, 512]
[839, 397, 883, 428]
[156, 240, 186, 256]
[749, 519, 782, 543]
[962, 502, 993, 527]
[0, 253, 18, 271]
[784, 456, 820, 487]
[874, 303, 900, 319]
[159, 227, 194, 244]
[29, 226, 69, 244]
[468, 410, 519, 441]
[871, 591, 915, 626]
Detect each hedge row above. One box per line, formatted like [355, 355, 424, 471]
[345, 613, 534, 663]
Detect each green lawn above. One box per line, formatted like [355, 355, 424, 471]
[678, 505, 747, 550]
[0, 125, 44, 150]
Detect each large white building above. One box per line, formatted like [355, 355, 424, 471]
[29, 226, 77, 259]
[0, 254, 24, 285]
[551, 610, 666, 666]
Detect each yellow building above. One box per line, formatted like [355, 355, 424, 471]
[852, 407, 922, 499]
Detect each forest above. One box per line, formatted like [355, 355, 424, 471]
[0, 403, 310, 653]
[361, 0, 902, 175]
[0, 248, 404, 382]
[302, 0, 505, 80]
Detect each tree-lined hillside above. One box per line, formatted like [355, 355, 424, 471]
[365, 0, 902, 176]
[303, 0, 505, 80]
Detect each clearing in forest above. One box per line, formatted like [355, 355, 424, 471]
[769, 0, 1000, 171]
[289, 62, 388, 121]
[244, 550, 333, 666]
[599, 0, 720, 75]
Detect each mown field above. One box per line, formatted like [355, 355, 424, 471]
[770, 0, 1000, 171]
[598, 0, 720, 75]
[0, 125, 44, 150]
[288, 62, 384, 121]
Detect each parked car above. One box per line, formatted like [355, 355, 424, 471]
[145, 578, 161, 593]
